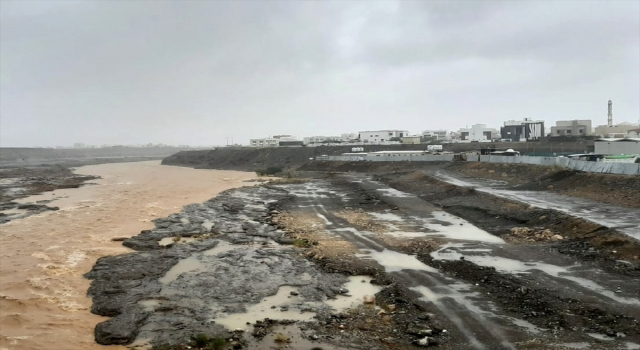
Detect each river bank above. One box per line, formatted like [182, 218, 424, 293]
[0, 161, 256, 350]
[86, 170, 639, 349]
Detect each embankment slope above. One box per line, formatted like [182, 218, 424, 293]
[161, 145, 431, 171]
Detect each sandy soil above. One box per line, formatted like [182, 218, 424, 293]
[0, 161, 256, 350]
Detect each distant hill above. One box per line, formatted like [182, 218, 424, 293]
[0, 147, 205, 167]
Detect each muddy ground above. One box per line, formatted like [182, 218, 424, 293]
[0, 165, 98, 223]
[86, 168, 640, 350]
[443, 162, 640, 209]
[300, 161, 640, 210]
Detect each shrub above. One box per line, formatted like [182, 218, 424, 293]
[292, 239, 309, 248]
[274, 333, 290, 343]
[206, 338, 226, 350]
[190, 334, 212, 348]
[255, 166, 283, 177]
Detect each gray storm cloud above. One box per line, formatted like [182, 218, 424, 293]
[1, 0, 638, 147]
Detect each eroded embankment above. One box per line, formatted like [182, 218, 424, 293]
[439, 162, 640, 209]
[299, 160, 640, 209]
[162, 146, 437, 171]
[377, 170, 640, 270]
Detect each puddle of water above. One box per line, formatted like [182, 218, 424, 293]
[357, 249, 439, 273]
[159, 254, 206, 284]
[298, 273, 312, 282]
[202, 219, 214, 231]
[586, 333, 615, 341]
[203, 241, 236, 256]
[245, 324, 349, 350]
[375, 188, 415, 198]
[325, 276, 382, 312]
[383, 231, 432, 238]
[158, 237, 196, 246]
[138, 299, 161, 311]
[558, 342, 590, 349]
[432, 244, 640, 305]
[418, 211, 505, 243]
[160, 241, 237, 284]
[369, 212, 404, 222]
[502, 316, 542, 334]
[316, 213, 331, 225]
[213, 286, 315, 330]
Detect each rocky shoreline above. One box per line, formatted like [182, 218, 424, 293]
[86, 185, 383, 348]
[0, 165, 98, 224]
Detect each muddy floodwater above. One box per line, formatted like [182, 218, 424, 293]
[0, 161, 256, 350]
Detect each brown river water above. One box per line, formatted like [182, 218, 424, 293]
[0, 161, 256, 350]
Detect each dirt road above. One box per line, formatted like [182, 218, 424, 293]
[275, 175, 640, 349]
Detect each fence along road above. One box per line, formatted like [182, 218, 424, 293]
[325, 154, 640, 175]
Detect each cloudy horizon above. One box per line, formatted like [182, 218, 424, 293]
[1, 0, 638, 147]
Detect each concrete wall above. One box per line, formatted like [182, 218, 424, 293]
[479, 155, 640, 175]
[325, 153, 640, 175]
[594, 141, 640, 155]
[328, 154, 455, 162]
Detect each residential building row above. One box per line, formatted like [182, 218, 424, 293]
[248, 104, 639, 147]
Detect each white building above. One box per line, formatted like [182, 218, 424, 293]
[595, 123, 640, 138]
[500, 118, 545, 141]
[422, 130, 451, 141]
[250, 135, 298, 147]
[250, 138, 279, 147]
[303, 136, 341, 145]
[341, 133, 358, 142]
[457, 124, 498, 143]
[358, 130, 409, 143]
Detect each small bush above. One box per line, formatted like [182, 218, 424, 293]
[190, 334, 212, 348]
[255, 166, 283, 177]
[206, 338, 226, 350]
[292, 239, 309, 248]
[284, 169, 299, 178]
[274, 333, 290, 343]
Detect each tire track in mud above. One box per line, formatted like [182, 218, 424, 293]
[280, 180, 525, 349]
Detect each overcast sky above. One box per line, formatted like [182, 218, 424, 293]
[1, 0, 639, 147]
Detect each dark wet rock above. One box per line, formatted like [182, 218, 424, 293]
[16, 203, 59, 211]
[95, 310, 150, 345]
[0, 202, 18, 211]
[87, 186, 351, 346]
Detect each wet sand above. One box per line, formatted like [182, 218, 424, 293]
[0, 161, 256, 350]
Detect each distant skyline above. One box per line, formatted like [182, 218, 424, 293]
[1, 0, 639, 147]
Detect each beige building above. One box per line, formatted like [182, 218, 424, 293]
[550, 120, 592, 137]
[595, 123, 640, 138]
[401, 136, 421, 144]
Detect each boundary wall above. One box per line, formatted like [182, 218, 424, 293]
[326, 154, 640, 175]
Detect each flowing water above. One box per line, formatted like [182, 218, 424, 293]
[0, 161, 256, 350]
